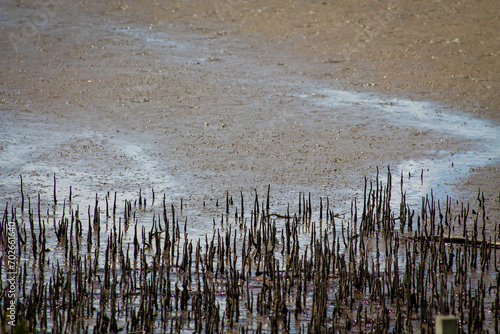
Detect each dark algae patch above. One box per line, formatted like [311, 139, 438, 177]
[1, 171, 499, 333]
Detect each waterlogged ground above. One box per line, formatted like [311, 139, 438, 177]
[0, 0, 500, 332]
[1, 0, 499, 213]
[1, 172, 500, 333]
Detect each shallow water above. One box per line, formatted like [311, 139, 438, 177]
[2, 169, 499, 333]
[1, 5, 500, 332]
[304, 89, 500, 205]
[2, 84, 498, 235]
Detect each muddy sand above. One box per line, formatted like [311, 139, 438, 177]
[1, 0, 499, 221]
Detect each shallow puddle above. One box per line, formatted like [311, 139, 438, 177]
[304, 89, 500, 205]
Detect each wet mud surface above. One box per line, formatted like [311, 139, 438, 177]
[1, 0, 500, 332]
[1, 0, 499, 214]
[1, 0, 499, 215]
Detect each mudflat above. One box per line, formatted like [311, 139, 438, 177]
[1, 0, 499, 219]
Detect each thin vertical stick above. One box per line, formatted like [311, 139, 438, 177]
[53, 172, 57, 205]
[20, 175, 24, 212]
